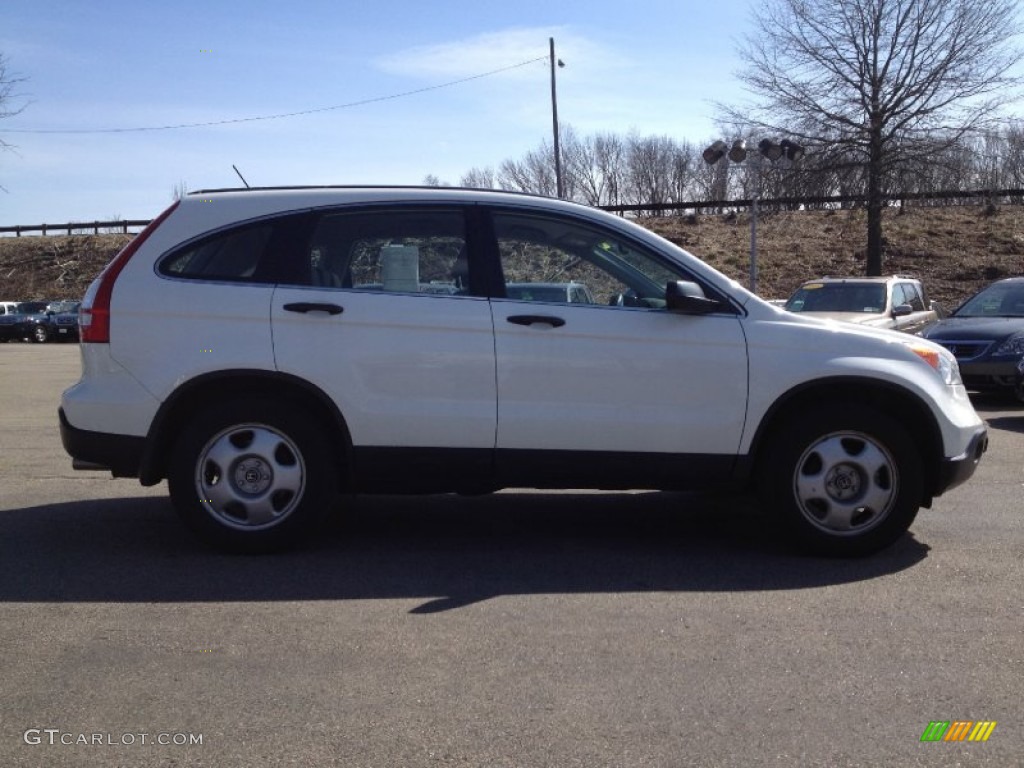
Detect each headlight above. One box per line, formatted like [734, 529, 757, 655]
[994, 333, 1024, 357]
[905, 343, 963, 388]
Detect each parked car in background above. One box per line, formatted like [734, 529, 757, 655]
[27, 301, 82, 343]
[504, 281, 596, 304]
[0, 301, 49, 342]
[921, 277, 1024, 402]
[0, 302, 20, 341]
[783, 276, 938, 334]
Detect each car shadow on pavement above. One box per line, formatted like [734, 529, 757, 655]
[0, 491, 929, 612]
[967, 392, 1024, 433]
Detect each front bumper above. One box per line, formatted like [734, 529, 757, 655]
[59, 407, 144, 477]
[958, 358, 1020, 389]
[935, 427, 988, 496]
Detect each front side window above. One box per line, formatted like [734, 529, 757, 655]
[901, 283, 925, 311]
[299, 209, 469, 295]
[492, 211, 684, 308]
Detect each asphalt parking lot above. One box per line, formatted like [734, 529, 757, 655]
[1, 343, 1021, 768]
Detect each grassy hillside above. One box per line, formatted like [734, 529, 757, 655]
[2, 202, 1022, 309]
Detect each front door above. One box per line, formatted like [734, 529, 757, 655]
[487, 209, 748, 487]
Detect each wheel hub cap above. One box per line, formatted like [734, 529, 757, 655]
[194, 424, 305, 530]
[793, 432, 898, 535]
[234, 458, 272, 495]
[825, 463, 862, 501]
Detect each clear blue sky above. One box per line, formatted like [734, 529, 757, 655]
[0, 0, 753, 225]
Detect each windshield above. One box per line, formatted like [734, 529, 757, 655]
[785, 283, 886, 314]
[954, 282, 1024, 318]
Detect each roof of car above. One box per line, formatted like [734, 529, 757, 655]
[800, 275, 920, 284]
[188, 185, 561, 201]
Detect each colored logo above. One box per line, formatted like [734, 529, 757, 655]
[920, 721, 997, 742]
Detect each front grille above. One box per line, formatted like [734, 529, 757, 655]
[932, 340, 993, 361]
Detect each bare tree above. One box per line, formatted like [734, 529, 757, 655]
[459, 167, 496, 189]
[0, 54, 27, 190]
[498, 142, 557, 196]
[0, 54, 26, 147]
[171, 180, 190, 201]
[724, 0, 1023, 275]
[625, 134, 681, 214]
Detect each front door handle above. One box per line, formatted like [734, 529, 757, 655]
[283, 302, 344, 315]
[506, 314, 565, 328]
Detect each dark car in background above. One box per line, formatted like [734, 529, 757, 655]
[921, 277, 1024, 401]
[29, 300, 82, 342]
[0, 301, 49, 342]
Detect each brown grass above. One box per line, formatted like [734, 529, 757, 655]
[2, 202, 1022, 309]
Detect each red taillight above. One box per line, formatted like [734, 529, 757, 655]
[80, 201, 180, 343]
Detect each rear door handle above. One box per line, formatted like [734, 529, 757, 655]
[283, 302, 344, 315]
[506, 314, 565, 328]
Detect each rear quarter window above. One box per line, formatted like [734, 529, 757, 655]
[158, 224, 274, 282]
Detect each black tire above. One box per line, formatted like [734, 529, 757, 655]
[758, 403, 923, 556]
[168, 399, 335, 553]
[33, 325, 49, 343]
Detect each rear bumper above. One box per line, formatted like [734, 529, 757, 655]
[935, 427, 988, 496]
[59, 407, 144, 478]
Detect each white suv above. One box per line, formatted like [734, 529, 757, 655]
[60, 187, 987, 555]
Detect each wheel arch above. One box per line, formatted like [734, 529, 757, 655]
[139, 370, 353, 488]
[745, 377, 944, 505]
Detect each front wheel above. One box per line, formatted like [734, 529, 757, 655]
[168, 400, 335, 553]
[33, 325, 49, 343]
[758, 403, 923, 556]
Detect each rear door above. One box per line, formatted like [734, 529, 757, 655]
[270, 206, 497, 483]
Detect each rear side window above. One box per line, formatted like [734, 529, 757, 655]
[159, 224, 274, 281]
[290, 209, 469, 295]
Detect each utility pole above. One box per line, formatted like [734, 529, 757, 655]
[550, 37, 564, 198]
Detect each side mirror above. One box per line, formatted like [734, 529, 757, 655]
[666, 281, 721, 314]
[892, 303, 913, 317]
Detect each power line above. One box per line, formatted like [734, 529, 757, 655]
[0, 55, 548, 135]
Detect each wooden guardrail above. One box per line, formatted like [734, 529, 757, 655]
[0, 220, 152, 237]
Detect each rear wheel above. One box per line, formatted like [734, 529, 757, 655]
[758, 403, 923, 556]
[168, 400, 335, 553]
